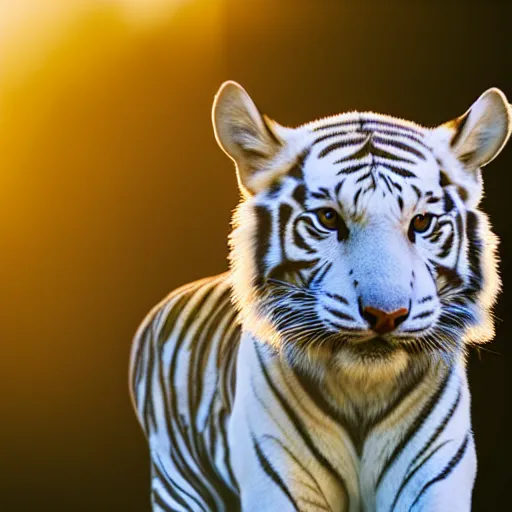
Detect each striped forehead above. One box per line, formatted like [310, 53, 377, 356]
[301, 112, 441, 216]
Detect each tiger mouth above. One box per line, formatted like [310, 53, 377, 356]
[349, 336, 396, 355]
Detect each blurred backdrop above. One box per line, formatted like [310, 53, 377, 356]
[0, 0, 511, 510]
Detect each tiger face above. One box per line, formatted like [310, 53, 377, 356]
[213, 82, 511, 374]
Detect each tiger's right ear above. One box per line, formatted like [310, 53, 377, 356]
[212, 81, 283, 195]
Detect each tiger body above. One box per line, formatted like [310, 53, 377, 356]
[130, 82, 511, 511]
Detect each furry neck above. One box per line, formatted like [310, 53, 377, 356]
[246, 328, 454, 438]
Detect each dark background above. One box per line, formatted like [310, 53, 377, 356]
[1, 0, 510, 510]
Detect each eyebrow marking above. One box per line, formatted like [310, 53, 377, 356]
[310, 187, 331, 200]
[334, 180, 344, 199]
[411, 185, 422, 200]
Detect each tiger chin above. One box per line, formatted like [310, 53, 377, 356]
[130, 81, 511, 511]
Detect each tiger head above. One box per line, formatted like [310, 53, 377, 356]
[212, 81, 511, 376]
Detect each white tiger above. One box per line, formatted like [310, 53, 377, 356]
[129, 80, 511, 511]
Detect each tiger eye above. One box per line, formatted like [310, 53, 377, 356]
[411, 213, 434, 233]
[316, 208, 339, 230]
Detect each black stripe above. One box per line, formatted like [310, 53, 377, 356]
[267, 181, 282, 198]
[379, 172, 394, 194]
[288, 149, 310, 180]
[317, 187, 332, 199]
[278, 203, 293, 260]
[323, 319, 363, 333]
[298, 215, 323, 233]
[253, 205, 273, 287]
[389, 440, 452, 512]
[188, 290, 232, 421]
[159, 292, 196, 341]
[375, 370, 452, 488]
[381, 164, 416, 178]
[291, 184, 306, 206]
[353, 188, 363, 209]
[370, 128, 429, 149]
[293, 367, 363, 455]
[313, 130, 355, 146]
[443, 191, 455, 212]
[218, 408, 239, 494]
[409, 434, 470, 509]
[454, 212, 463, 269]
[334, 180, 344, 199]
[252, 435, 300, 510]
[267, 259, 318, 283]
[436, 264, 464, 290]
[336, 163, 368, 175]
[372, 136, 427, 161]
[457, 186, 469, 202]
[356, 171, 372, 183]
[313, 118, 423, 137]
[332, 136, 373, 163]
[324, 305, 355, 322]
[428, 229, 443, 244]
[151, 491, 173, 511]
[337, 136, 417, 166]
[439, 170, 451, 187]
[153, 458, 205, 511]
[390, 180, 402, 192]
[465, 211, 483, 297]
[362, 182, 376, 195]
[411, 310, 434, 320]
[165, 284, 223, 510]
[308, 261, 333, 287]
[324, 292, 349, 305]
[312, 119, 361, 132]
[131, 321, 152, 394]
[407, 387, 462, 472]
[438, 218, 455, 231]
[305, 225, 325, 241]
[254, 344, 349, 502]
[293, 229, 316, 254]
[318, 137, 367, 158]
[311, 188, 330, 200]
[261, 435, 333, 511]
[362, 119, 424, 136]
[143, 325, 157, 433]
[438, 231, 455, 259]
[410, 185, 422, 201]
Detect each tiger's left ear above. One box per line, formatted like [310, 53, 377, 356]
[442, 88, 512, 171]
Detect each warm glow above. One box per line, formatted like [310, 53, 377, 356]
[111, 0, 191, 22]
[0, 0, 223, 448]
[0, 0, 193, 77]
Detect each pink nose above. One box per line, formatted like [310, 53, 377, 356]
[362, 306, 409, 334]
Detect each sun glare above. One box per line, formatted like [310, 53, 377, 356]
[112, 0, 191, 23]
